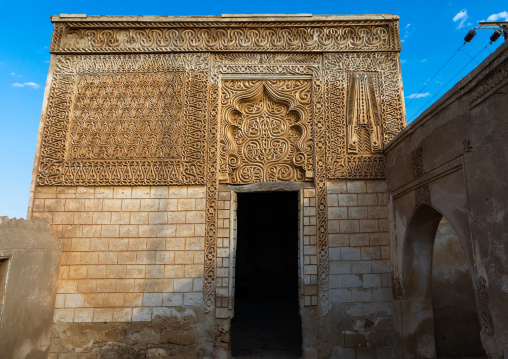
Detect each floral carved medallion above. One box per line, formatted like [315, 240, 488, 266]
[219, 79, 313, 184]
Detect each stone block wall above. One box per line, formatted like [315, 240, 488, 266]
[30, 185, 214, 357]
[326, 179, 394, 358]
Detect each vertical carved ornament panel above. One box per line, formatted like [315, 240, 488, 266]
[219, 79, 313, 184]
[324, 53, 405, 179]
[37, 54, 209, 186]
[204, 53, 329, 314]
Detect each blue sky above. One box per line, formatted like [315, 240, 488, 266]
[0, 0, 506, 218]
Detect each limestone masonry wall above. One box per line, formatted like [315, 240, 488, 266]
[32, 185, 207, 324]
[326, 179, 394, 358]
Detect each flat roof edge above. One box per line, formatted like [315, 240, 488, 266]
[51, 14, 400, 23]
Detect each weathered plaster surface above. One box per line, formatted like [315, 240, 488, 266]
[0, 217, 60, 358]
[385, 41, 508, 358]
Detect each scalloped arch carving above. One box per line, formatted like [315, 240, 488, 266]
[219, 79, 313, 184]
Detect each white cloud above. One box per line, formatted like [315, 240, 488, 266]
[486, 11, 508, 22]
[10, 72, 15, 75]
[421, 59, 427, 63]
[401, 59, 407, 64]
[453, 9, 468, 28]
[406, 92, 431, 99]
[401, 23, 415, 43]
[12, 82, 40, 89]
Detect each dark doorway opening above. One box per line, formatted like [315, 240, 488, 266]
[231, 191, 302, 358]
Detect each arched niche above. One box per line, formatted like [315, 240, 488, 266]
[399, 204, 486, 358]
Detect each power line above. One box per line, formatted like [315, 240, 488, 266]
[409, 43, 491, 121]
[406, 43, 464, 107]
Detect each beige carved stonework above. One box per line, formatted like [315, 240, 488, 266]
[49, 17, 401, 53]
[208, 53, 330, 313]
[324, 52, 405, 179]
[219, 79, 313, 184]
[346, 72, 383, 154]
[34, 16, 406, 318]
[37, 54, 209, 186]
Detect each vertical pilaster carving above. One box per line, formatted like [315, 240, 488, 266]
[346, 73, 383, 154]
[477, 276, 494, 335]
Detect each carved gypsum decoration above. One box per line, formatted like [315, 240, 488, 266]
[411, 146, 424, 178]
[219, 79, 313, 184]
[346, 73, 383, 154]
[209, 53, 329, 314]
[415, 185, 431, 206]
[470, 58, 508, 107]
[476, 276, 494, 335]
[324, 52, 405, 179]
[50, 20, 401, 53]
[36, 54, 209, 186]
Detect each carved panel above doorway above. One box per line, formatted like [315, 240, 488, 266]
[219, 79, 313, 184]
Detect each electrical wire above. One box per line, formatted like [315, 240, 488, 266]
[459, 48, 480, 64]
[406, 43, 464, 107]
[409, 43, 491, 121]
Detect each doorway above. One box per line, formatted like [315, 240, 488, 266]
[231, 191, 302, 358]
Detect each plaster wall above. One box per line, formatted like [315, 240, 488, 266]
[385, 41, 508, 358]
[0, 217, 60, 359]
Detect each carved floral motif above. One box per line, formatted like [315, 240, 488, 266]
[219, 79, 313, 183]
[50, 20, 400, 53]
[207, 53, 330, 314]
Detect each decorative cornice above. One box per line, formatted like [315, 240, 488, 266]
[49, 16, 400, 53]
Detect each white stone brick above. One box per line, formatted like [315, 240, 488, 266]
[74, 308, 94, 322]
[363, 274, 382, 288]
[143, 293, 163, 306]
[184, 293, 204, 306]
[132, 307, 152, 321]
[174, 278, 193, 292]
[54, 309, 75, 322]
[330, 289, 351, 303]
[330, 261, 351, 274]
[162, 293, 184, 306]
[351, 288, 373, 302]
[153, 307, 172, 317]
[341, 247, 361, 260]
[342, 275, 362, 288]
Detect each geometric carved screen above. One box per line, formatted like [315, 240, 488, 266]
[67, 72, 185, 161]
[219, 79, 313, 184]
[36, 53, 209, 186]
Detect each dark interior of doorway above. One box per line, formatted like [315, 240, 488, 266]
[231, 191, 302, 358]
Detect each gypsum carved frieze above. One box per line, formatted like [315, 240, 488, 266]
[49, 20, 400, 53]
[37, 53, 209, 186]
[324, 52, 405, 179]
[206, 53, 330, 314]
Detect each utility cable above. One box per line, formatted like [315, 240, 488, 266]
[459, 48, 480, 65]
[409, 43, 491, 121]
[407, 43, 464, 107]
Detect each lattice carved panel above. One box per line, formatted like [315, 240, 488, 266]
[324, 52, 405, 179]
[219, 79, 313, 184]
[37, 54, 209, 186]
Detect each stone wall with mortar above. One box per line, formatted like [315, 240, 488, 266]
[325, 179, 394, 359]
[0, 217, 60, 359]
[25, 14, 406, 359]
[30, 185, 214, 358]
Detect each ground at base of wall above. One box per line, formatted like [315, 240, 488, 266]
[49, 314, 215, 359]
